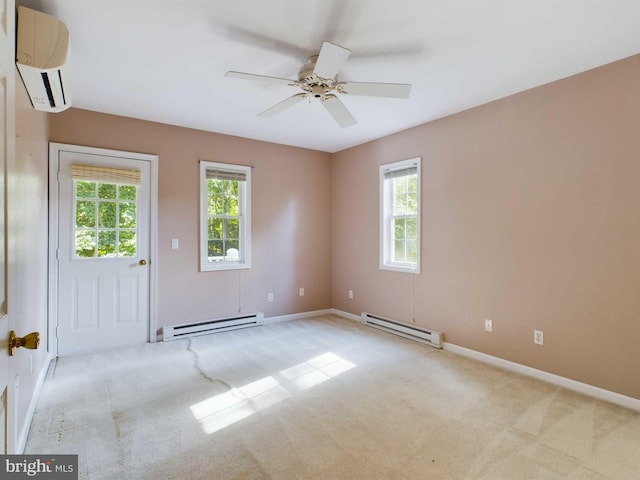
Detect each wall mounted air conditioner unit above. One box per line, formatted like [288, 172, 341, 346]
[16, 6, 71, 113]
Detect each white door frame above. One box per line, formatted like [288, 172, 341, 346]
[48, 143, 159, 356]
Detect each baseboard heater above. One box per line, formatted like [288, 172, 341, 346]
[163, 312, 264, 341]
[361, 312, 443, 349]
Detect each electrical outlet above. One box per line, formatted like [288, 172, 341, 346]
[348, 289, 353, 299]
[534, 329, 544, 345]
[267, 293, 274, 303]
[484, 319, 493, 332]
[299, 287, 304, 296]
[171, 238, 179, 249]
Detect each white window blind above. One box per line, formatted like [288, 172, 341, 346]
[383, 165, 418, 180]
[72, 164, 142, 186]
[205, 168, 247, 182]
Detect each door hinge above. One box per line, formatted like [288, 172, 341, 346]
[56, 248, 59, 260]
[55, 326, 59, 337]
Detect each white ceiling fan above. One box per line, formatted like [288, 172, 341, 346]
[225, 42, 412, 128]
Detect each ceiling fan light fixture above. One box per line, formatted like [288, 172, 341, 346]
[311, 84, 325, 98]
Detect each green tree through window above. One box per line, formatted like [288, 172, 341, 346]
[74, 181, 138, 258]
[207, 178, 240, 259]
[391, 174, 418, 264]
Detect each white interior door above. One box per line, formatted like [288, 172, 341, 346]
[56, 150, 151, 355]
[0, 0, 14, 454]
[0, 62, 9, 455]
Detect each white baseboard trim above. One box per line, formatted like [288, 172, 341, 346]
[265, 309, 333, 324]
[329, 309, 640, 412]
[330, 309, 361, 323]
[443, 342, 640, 413]
[17, 354, 53, 453]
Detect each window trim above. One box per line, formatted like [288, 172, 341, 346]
[200, 160, 251, 272]
[379, 157, 421, 274]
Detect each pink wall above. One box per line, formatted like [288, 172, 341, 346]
[49, 112, 333, 334]
[332, 55, 640, 399]
[47, 55, 640, 400]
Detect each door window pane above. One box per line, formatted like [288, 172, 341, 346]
[76, 201, 96, 228]
[75, 230, 96, 258]
[76, 181, 96, 198]
[119, 185, 136, 200]
[98, 202, 117, 228]
[73, 181, 138, 259]
[118, 231, 137, 257]
[98, 183, 117, 199]
[98, 230, 117, 257]
[119, 202, 136, 228]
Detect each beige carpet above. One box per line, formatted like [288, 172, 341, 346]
[26, 315, 640, 479]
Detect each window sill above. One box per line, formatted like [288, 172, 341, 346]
[380, 263, 420, 274]
[201, 263, 251, 272]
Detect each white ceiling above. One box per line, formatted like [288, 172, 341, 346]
[21, 0, 640, 153]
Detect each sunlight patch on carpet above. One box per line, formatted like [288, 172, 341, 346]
[190, 352, 356, 434]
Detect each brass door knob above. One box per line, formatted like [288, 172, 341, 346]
[9, 331, 40, 356]
[139, 259, 147, 266]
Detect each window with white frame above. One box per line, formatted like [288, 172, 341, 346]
[72, 164, 141, 259]
[380, 157, 421, 273]
[200, 161, 251, 271]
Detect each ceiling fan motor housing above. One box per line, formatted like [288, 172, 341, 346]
[298, 54, 335, 99]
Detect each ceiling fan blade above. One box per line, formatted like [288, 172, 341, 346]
[218, 24, 310, 60]
[340, 81, 412, 99]
[321, 94, 357, 128]
[259, 93, 307, 117]
[313, 42, 351, 79]
[349, 41, 424, 59]
[225, 71, 296, 85]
